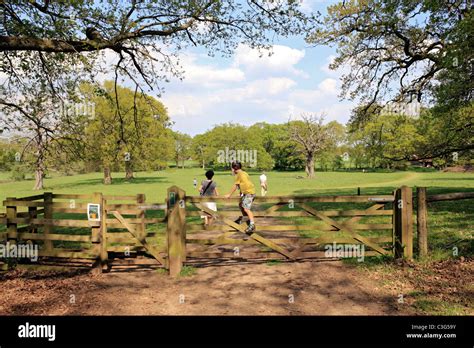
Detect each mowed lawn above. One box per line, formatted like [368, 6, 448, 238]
[0, 169, 473, 257]
[1, 169, 473, 203]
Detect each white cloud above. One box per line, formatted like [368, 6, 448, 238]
[179, 54, 245, 87]
[233, 44, 307, 78]
[161, 93, 206, 119]
[318, 78, 338, 94]
[289, 78, 339, 104]
[225, 77, 297, 101]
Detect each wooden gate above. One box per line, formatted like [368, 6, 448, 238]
[0, 192, 169, 271]
[1, 186, 413, 276]
[180, 186, 413, 272]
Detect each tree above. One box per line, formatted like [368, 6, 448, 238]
[192, 123, 274, 171]
[192, 133, 213, 169]
[288, 114, 333, 179]
[83, 81, 173, 184]
[308, 1, 473, 119]
[0, 82, 84, 189]
[173, 132, 193, 169]
[348, 111, 426, 168]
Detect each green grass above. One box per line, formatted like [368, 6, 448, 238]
[179, 265, 197, 277]
[412, 299, 470, 315]
[2, 168, 474, 203]
[265, 259, 283, 266]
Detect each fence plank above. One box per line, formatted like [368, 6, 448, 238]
[187, 210, 393, 217]
[11, 218, 98, 227]
[2, 200, 45, 207]
[186, 195, 395, 203]
[38, 249, 96, 259]
[52, 194, 94, 199]
[427, 191, 474, 202]
[16, 232, 91, 242]
[17, 194, 46, 201]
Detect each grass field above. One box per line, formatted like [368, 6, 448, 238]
[1, 168, 473, 203]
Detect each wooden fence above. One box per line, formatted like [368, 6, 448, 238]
[416, 188, 474, 258]
[175, 185, 413, 275]
[1, 186, 416, 276]
[1, 192, 168, 272]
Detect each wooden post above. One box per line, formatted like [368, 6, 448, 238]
[417, 187, 428, 258]
[166, 186, 186, 277]
[357, 187, 361, 196]
[28, 206, 38, 234]
[6, 198, 17, 270]
[136, 194, 146, 241]
[43, 192, 54, 252]
[393, 188, 402, 258]
[394, 186, 413, 259]
[100, 196, 108, 271]
[91, 192, 105, 273]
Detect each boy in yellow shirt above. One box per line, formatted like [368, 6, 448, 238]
[225, 161, 256, 233]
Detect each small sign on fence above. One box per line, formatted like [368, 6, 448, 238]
[87, 203, 101, 222]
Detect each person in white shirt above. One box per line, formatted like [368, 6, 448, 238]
[259, 172, 268, 197]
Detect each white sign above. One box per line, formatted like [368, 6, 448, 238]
[87, 203, 101, 221]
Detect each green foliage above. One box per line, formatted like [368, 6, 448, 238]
[9, 162, 30, 181]
[82, 81, 174, 178]
[348, 112, 426, 168]
[0, 142, 17, 171]
[173, 131, 193, 168]
[191, 123, 275, 171]
[308, 0, 472, 110]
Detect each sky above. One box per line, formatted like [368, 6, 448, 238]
[0, 0, 354, 139]
[153, 0, 355, 136]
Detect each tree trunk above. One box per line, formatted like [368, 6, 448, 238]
[202, 158, 205, 169]
[33, 168, 44, 190]
[305, 155, 315, 179]
[125, 161, 134, 180]
[103, 166, 112, 185]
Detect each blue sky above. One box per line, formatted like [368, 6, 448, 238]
[155, 0, 356, 136]
[89, 0, 354, 136]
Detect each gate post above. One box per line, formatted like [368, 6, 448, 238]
[416, 187, 428, 258]
[394, 186, 413, 259]
[91, 192, 107, 273]
[166, 186, 186, 277]
[5, 197, 17, 270]
[43, 192, 54, 252]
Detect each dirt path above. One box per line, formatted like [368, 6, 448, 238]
[0, 260, 404, 315]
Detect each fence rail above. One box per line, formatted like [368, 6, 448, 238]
[0, 186, 425, 276]
[416, 188, 474, 258]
